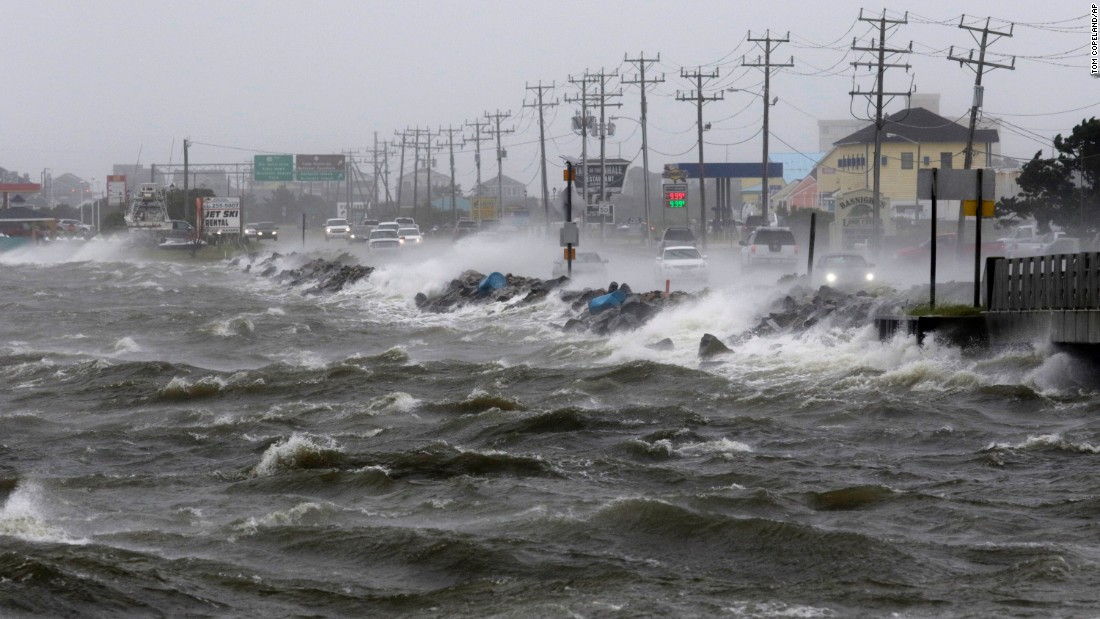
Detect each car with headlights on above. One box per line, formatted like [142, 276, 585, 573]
[244, 222, 279, 241]
[655, 245, 708, 285]
[397, 226, 423, 246]
[323, 218, 350, 241]
[813, 252, 875, 289]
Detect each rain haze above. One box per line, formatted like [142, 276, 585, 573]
[1, 0, 1094, 186]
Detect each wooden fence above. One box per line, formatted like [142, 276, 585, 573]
[986, 252, 1100, 311]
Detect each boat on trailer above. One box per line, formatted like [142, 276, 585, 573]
[124, 183, 172, 239]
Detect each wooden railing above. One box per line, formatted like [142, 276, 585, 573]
[986, 253, 1100, 311]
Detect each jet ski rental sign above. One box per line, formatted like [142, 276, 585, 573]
[200, 197, 242, 236]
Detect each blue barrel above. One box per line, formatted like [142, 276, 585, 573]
[477, 271, 506, 294]
[588, 289, 627, 314]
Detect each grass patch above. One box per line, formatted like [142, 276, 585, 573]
[906, 303, 982, 317]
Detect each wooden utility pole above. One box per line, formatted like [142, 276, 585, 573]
[950, 16, 1015, 171]
[464, 117, 492, 222]
[566, 72, 599, 205]
[439, 125, 463, 226]
[850, 9, 911, 257]
[677, 67, 723, 249]
[744, 31, 793, 223]
[524, 80, 558, 226]
[394, 130, 409, 208]
[623, 52, 664, 248]
[584, 68, 621, 238]
[484, 110, 513, 222]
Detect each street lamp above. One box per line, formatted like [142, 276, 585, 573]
[609, 115, 654, 242]
[729, 87, 779, 224]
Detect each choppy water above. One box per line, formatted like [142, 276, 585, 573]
[3, 235, 1100, 618]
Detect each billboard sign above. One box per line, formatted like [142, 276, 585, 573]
[106, 174, 127, 208]
[201, 197, 242, 234]
[570, 158, 629, 196]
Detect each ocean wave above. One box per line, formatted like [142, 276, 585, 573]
[983, 433, 1100, 455]
[249, 434, 347, 477]
[229, 501, 339, 537]
[0, 481, 83, 544]
[379, 442, 559, 480]
[807, 485, 899, 511]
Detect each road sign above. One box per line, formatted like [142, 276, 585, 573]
[296, 154, 346, 182]
[962, 200, 995, 217]
[254, 155, 294, 182]
[917, 168, 995, 200]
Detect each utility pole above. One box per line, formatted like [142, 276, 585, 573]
[524, 80, 558, 227]
[587, 68, 621, 239]
[677, 67, 723, 249]
[743, 31, 793, 223]
[623, 52, 664, 248]
[422, 127, 436, 223]
[566, 72, 598, 207]
[394, 130, 408, 209]
[485, 110, 513, 223]
[183, 139, 190, 222]
[949, 17, 1015, 258]
[950, 16, 1015, 170]
[850, 9, 911, 258]
[439, 125, 463, 226]
[407, 126, 427, 220]
[464, 117, 492, 223]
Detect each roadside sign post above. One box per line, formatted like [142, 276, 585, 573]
[917, 168, 996, 308]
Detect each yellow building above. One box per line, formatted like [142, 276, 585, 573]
[814, 107, 999, 249]
[816, 107, 999, 216]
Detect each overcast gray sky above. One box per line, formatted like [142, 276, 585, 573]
[2, 0, 1095, 194]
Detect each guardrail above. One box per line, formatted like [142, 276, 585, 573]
[986, 252, 1100, 311]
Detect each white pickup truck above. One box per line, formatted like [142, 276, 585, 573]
[1005, 230, 1080, 258]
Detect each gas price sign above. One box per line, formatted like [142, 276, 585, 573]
[664, 183, 688, 208]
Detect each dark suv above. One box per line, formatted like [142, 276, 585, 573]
[740, 227, 798, 271]
[659, 227, 696, 251]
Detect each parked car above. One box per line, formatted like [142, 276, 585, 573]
[244, 222, 278, 241]
[1004, 230, 1071, 257]
[552, 251, 609, 279]
[741, 215, 769, 239]
[894, 233, 1004, 262]
[813, 252, 876, 288]
[658, 226, 696, 252]
[655, 245, 708, 284]
[55, 218, 95, 238]
[740, 227, 798, 271]
[398, 226, 423, 246]
[367, 229, 401, 251]
[454, 219, 479, 238]
[323, 218, 350, 241]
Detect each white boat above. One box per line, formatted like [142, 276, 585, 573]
[124, 183, 173, 235]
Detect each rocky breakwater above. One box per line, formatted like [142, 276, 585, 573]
[414, 270, 692, 335]
[234, 252, 374, 295]
[698, 285, 904, 359]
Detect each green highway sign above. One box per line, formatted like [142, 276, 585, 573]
[253, 155, 294, 182]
